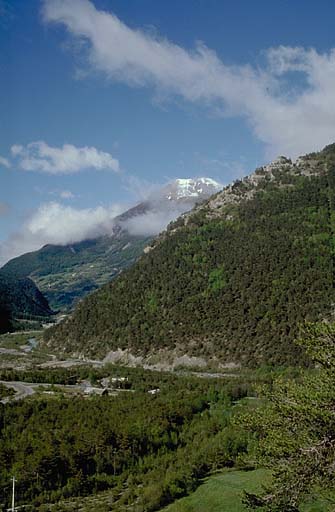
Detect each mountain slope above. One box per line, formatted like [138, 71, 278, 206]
[2, 178, 221, 311]
[0, 271, 53, 332]
[44, 144, 335, 366]
[0, 302, 12, 334]
[1, 233, 152, 312]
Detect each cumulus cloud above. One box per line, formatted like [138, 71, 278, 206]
[0, 155, 10, 168]
[120, 206, 186, 237]
[43, 0, 335, 158]
[119, 177, 221, 237]
[0, 173, 220, 262]
[11, 141, 120, 174]
[0, 201, 124, 265]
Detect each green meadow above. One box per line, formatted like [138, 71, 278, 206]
[162, 469, 333, 512]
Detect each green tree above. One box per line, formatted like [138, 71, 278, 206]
[241, 322, 335, 511]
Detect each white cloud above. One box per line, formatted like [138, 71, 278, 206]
[11, 141, 120, 174]
[0, 173, 220, 263]
[0, 201, 124, 265]
[43, 0, 335, 158]
[119, 177, 221, 237]
[121, 206, 186, 238]
[26, 202, 122, 242]
[0, 155, 10, 168]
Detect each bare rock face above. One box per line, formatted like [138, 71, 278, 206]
[165, 151, 331, 229]
[102, 347, 209, 370]
[160, 178, 222, 201]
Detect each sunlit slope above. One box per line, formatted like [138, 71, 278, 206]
[44, 145, 335, 366]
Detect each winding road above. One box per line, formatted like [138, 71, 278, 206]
[0, 381, 35, 404]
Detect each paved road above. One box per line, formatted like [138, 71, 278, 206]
[0, 380, 35, 404]
[0, 380, 121, 403]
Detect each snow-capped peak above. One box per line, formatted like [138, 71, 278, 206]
[163, 177, 222, 201]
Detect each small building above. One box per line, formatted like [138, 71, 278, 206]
[148, 388, 160, 395]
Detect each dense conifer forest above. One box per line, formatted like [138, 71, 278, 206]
[0, 271, 53, 333]
[4, 2, 335, 510]
[2, 146, 335, 510]
[0, 366, 260, 511]
[45, 145, 335, 366]
[0, 332, 333, 512]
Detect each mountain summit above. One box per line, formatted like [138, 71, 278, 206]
[44, 144, 335, 367]
[159, 178, 221, 201]
[2, 177, 221, 311]
[115, 177, 221, 235]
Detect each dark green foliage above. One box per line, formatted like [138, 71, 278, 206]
[0, 303, 12, 334]
[45, 148, 335, 366]
[1, 233, 151, 311]
[0, 371, 252, 510]
[0, 271, 53, 333]
[240, 322, 335, 510]
[0, 383, 14, 399]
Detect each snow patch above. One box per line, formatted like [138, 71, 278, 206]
[164, 177, 221, 200]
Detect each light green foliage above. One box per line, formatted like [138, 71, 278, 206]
[162, 469, 271, 512]
[147, 293, 158, 313]
[162, 470, 331, 512]
[208, 266, 227, 293]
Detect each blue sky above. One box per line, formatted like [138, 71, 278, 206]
[1, 0, 335, 262]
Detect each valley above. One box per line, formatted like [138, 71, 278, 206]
[1, 146, 334, 511]
[0, 329, 262, 511]
[0, 330, 241, 403]
[4, 3, 335, 510]
[0, 318, 333, 511]
[2, 178, 221, 312]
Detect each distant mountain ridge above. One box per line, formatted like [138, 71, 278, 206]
[116, 177, 222, 221]
[44, 144, 335, 367]
[2, 178, 221, 311]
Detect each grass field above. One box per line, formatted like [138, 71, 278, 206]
[162, 469, 270, 512]
[161, 469, 334, 512]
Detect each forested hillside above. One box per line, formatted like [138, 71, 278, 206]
[0, 302, 12, 334]
[44, 145, 335, 366]
[0, 271, 53, 333]
[0, 365, 267, 511]
[2, 179, 219, 311]
[1, 234, 150, 311]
